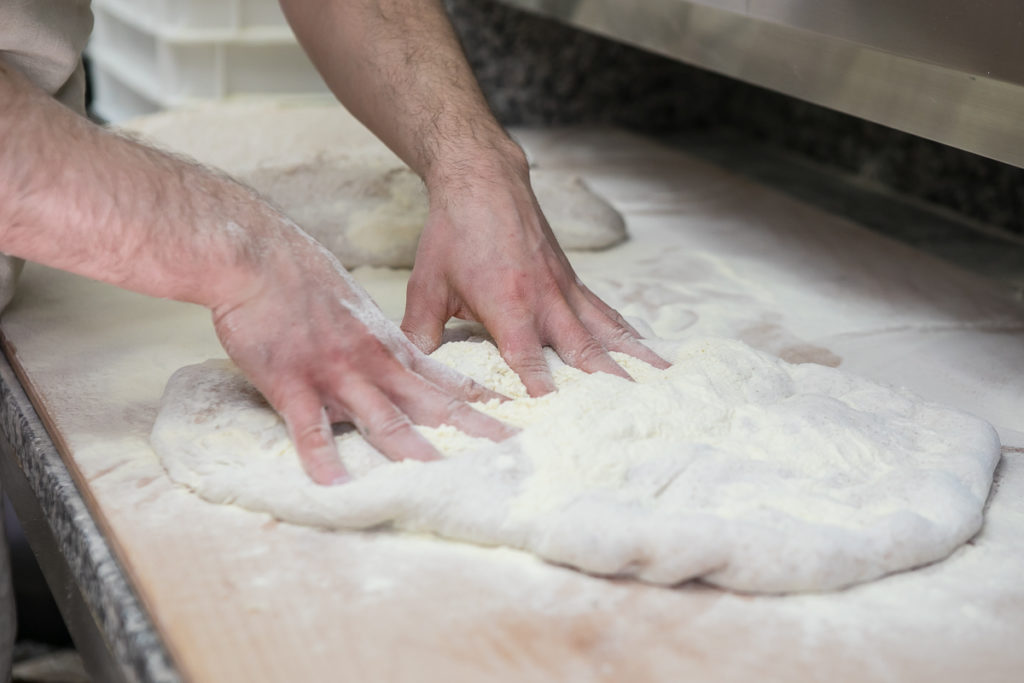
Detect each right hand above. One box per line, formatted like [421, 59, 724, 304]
[402, 152, 671, 396]
[210, 226, 516, 485]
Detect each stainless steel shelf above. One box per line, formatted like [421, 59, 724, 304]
[500, 0, 1024, 169]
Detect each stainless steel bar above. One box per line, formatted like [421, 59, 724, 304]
[499, 0, 1024, 169]
[0, 350, 179, 683]
[0, 435, 129, 683]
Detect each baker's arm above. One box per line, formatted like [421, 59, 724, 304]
[0, 62, 512, 483]
[279, 0, 669, 395]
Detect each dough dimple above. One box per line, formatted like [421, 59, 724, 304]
[150, 337, 1000, 593]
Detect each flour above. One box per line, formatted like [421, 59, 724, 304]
[150, 337, 1000, 593]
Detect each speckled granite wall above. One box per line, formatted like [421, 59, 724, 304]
[444, 0, 1024, 236]
[445, 0, 724, 130]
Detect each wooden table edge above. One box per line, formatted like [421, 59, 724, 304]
[0, 329, 180, 683]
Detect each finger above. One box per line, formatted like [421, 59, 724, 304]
[278, 391, 349, 486]
[401, 275, 448, 354]
[610, 336, 672, 370]
[574, 303, 672, 370]
[577, 283, 645, 338]
[545, 303, 634, 381]
[487, 316, 556, 397]
[412, 354, 509, 403]
[569, 284, 671, 369]
[383, 369, 518, 441]
[340, 381, 441, 463]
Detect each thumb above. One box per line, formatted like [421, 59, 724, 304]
[401, 275, 448, 354]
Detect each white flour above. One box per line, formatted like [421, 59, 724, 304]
[150, 336, 1000, 593]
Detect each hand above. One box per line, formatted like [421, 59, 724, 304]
[282, 0, 666, 392]
[211, 226, 516, 485]
[401, 153, 670, 396]
[0, 60, 517, 487]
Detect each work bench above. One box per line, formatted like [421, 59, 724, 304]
[1, 125, 1022, 682]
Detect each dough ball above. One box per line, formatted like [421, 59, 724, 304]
[239, 155, 627, 269]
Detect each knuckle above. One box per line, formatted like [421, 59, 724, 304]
[609, 310, 632, 329]
[502, 269, 559, 309]
[497, 334, 535, 361]
[371, 411, 413, 439]
[513, 355, 550, 376]
[506, 268, 534, 298]
[460, 380, 491, 402]
[538, 274, 564, 299]
[443, 397, 473, 420]
[268, 382, 314, 415]
[576, 339, 610, 366]
[604, 325, 636, 348]
[358, 336, 392, 361]
[322, 352, 354, 378]
[410, 354, 444, 379]
[450, 374, 475, 393]
[350, 338, 406, 376]
[291, 418, 329, 449]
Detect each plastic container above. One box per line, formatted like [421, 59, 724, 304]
[94, 0, 291, 34]
[89, 62, 163, 121]
[87, 0, 331, 122]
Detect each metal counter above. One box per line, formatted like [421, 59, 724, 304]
[500, 0, 1024, 169]
[0, 348, 177, 683]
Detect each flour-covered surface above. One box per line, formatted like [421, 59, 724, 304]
[152, 338, 998, 593]
[237, 158, 626, 268]
[3, 116, 1024, 681]
[121, 102, 627, 269]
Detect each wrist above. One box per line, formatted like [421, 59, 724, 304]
[423, 137, 530, 203]
[193, 212, 303, 313]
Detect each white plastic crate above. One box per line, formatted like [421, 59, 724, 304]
[90, 64, 163, 121]
[87, 0, 331, 122]
[94, 0, 290, 34]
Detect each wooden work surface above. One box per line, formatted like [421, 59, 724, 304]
[3, 123, 1024, 682]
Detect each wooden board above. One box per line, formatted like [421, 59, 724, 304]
[3, 125, 1024, 682]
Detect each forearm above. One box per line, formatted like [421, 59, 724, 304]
[1, 54, 516, 484]
[0, 63, 291, 307]
[279, 0, 526, 190]
[281, 0, 667, 398]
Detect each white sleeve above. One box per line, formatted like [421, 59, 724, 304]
[0, 0, 93, 114]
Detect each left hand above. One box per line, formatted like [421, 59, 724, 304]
[212, 228, 516, 485]
[401, 153, 670, 396]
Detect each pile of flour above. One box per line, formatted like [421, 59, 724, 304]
[150, 337, 1000, 593]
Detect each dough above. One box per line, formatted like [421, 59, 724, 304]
[119, 102, 627, 268]
[150, 337, 1000, 593]
[239, 156, 626, 268]
[118, 100, 398, 171]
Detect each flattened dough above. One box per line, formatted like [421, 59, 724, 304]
[150, 338, 1000, 593]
